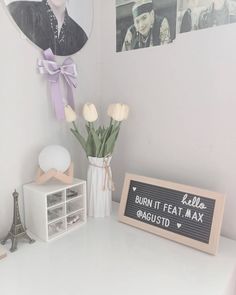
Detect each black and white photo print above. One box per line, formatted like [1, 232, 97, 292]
[116, 0, 177, 52]
[177, 0, 236, 34]
[4, 0, 93, 56]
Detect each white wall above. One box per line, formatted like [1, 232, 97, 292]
[100, 0, 236, 240]
[1, 0, 236, 243]
[0, 1, 101, 239]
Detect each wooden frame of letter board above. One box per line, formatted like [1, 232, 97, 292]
[0, 246, 7, 260]
[119, 174, 225, 255]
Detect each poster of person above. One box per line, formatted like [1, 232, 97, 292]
[4, 0, 93, 56]
[177, 0, 236, 33]
[116, 0, 177, 52]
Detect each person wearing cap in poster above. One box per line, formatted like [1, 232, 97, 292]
[122, 0, 171, 51]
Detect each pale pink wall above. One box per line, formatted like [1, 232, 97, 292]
[100, 0, 236, 240]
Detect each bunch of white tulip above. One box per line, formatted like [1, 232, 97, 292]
[65, 103, 129, 158]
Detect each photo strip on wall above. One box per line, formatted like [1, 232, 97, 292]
[116, 0, 236, 52]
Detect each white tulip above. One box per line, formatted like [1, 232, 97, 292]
[123, 104, 130, 120]
[107, 104, 115, 117]
[108, 103, 129, 122]
[64, 105, 77, 122]
[83, 103, 98, 122]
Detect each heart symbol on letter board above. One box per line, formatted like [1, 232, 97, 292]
[177, 223, 182, 229]
[133, 187, 137, 191]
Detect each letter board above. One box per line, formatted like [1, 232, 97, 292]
[119, 174, 225, 255]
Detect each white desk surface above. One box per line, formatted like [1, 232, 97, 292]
[0, 202, 236, 295]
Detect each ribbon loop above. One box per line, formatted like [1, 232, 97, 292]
[89, 155, 115, 192]
[37, 48, 78, 120]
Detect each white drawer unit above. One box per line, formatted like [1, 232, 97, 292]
[23, 179, 87, 241]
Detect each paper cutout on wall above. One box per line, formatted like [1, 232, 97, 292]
[4, 0, 93, 56]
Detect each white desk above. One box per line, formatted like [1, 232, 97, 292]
[0, 202, 236, 295]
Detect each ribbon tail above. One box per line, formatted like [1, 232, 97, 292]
[50, 83, 65, 120]
[108, 167, 115, 191]
[43, 48, 55, 62]
[66, 83, 75, 110]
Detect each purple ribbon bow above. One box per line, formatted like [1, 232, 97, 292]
[38, 48, 77, 120]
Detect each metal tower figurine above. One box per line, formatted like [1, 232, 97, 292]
[1, 190, 35, 252]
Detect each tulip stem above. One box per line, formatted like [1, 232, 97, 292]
[72, 122, 77, 131]
[70, 127, 87, 153]
[88, 122, 94, 131]
[71, 122, 86, 145]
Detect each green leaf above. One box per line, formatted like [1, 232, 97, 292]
[70, 129, 87, 152]
[96, 126, 103, 140]
[104, 127, 120, 156]
[86, 132, 95, 157]
[96, 126, 101, 134]
[98, 124, 114, 157]
[99, 127, 105, 142]
[85, 124, 90, 134]
[90, 128, 101, 156]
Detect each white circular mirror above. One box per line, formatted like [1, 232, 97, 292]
[4, 0, 93, 56]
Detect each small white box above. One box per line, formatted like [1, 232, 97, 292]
[23, 179, 87, 241]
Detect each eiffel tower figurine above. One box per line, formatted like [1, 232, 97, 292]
[1, 190, 35, 252]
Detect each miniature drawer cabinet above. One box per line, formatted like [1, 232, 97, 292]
[23, 179, 87, 241]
